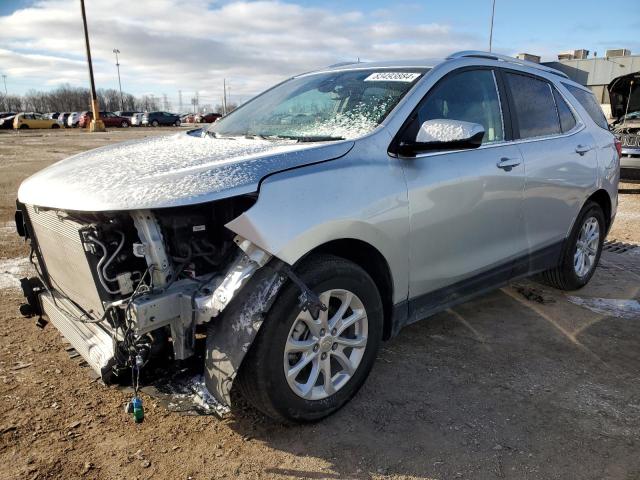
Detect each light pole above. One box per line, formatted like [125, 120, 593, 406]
[80, 0, 105, 132]
[113, 48, 124, 111]
[1, 75, 6, 95]
[488, 0, 496, 52]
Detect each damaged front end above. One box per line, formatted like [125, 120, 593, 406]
[15, 196, 291, 408]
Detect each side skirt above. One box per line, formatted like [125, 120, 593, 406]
[390, 240, 564, 337]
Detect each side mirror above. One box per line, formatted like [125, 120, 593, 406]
[398, 119, 485, 156]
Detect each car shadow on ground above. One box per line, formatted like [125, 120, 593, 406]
[226, 257, 640, 479]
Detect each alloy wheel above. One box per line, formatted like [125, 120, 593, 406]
[284, 289, 368, 400]
[574, 216, 600, 278]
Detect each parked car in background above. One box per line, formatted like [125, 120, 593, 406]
[13, 112, 61, 129]
[58, 112, 70, 126]
[181, 113, 196, 124]
[142, 111, 181, 126]
[14, 51, 619, 423]
[78, 111, 131, 128]
[131, 112, 144, 126]
[0, 113, 16, 129]
[67, 112, 83, 127]
[195, 112, 222, 123]
[609, 71, 640, 179]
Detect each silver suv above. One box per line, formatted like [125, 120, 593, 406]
[15, 51, 619, 422]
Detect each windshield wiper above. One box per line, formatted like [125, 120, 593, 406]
[249, 134, 345, 143]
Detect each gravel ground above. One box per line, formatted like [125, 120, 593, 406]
[1, 128, 639, 480]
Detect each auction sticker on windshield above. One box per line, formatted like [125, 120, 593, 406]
[364, 72, 421, 82]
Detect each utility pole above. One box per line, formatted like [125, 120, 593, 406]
[1, 75, 6, 95]
[488, 0, 496, 52]
[178, 90, 183, 113]
[222, 78, 227, 116]
[112, 48, 123, 111]
[80, 0, 104, 131]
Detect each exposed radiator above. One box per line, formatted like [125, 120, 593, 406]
[41, 292, 115, 375]
[26, 205, 105, 317]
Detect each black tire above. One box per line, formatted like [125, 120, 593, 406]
[236, 254, 383, 423]
[151, 120, 159, 127]
[19, 124, 28, 129]
[174, 120, 181, 127]
[51, 123, 60, 129]
[541, 201, 605, 290]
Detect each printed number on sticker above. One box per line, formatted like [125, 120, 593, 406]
[364, 72, 421, 82]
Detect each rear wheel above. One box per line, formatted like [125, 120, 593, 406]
[541, 201, 605, 290]
[19, 124, 28, 129]
[236, 254, 383, 423]
[51, 123, 60, 129]
[174, 119, 181, 127]
[151, 120, 159, 127]
[121, 121, 129, 128]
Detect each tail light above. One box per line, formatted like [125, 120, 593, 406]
[614, 138, 622, 158]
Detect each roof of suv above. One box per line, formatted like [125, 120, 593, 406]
[316, 50, 570, 84]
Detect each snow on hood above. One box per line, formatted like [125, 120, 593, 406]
[18, 131, 354, 211]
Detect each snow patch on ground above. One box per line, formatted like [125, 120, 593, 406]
[0, 257, 33, 290]
[567, 296, 640, 320]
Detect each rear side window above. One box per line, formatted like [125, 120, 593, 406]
[553, 90, 577, 133]
[505, 73, 560, 138]
[564, 84, 608, 130]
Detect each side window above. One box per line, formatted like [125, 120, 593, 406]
[405, 69, 504, 144]
[505, 73, 560, 138]
[564, 84, 609, 130]
[553, 90, 576, 133]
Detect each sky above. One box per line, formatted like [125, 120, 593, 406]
[0, 0, 638, 110]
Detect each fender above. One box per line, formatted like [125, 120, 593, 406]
[225, 153, 411, 305]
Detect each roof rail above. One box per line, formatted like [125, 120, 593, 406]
[447, 50, 569, 79]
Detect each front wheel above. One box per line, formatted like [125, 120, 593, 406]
[151, 120, 159, 127]
[121, 121, 129, 128]
[541, 201, 605, 290]
[174, 120, 181, 127]
[236, 254, 383, 423]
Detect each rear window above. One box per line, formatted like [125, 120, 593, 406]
[505, 73, 560, 139]
[564, 84, 608, 130]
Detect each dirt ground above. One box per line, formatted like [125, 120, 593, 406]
[1, 129, 639, 480]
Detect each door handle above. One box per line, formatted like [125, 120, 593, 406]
[496, 157, 521, 171]
[575, 144, 593, 155]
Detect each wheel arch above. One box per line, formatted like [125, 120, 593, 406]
[586, 188, 613, 233]
[304, 238, 395, 340]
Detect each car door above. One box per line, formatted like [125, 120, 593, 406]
[32, 113, 46, 128]
[397, 68, 527, 319]
[502, 71, 598, 273]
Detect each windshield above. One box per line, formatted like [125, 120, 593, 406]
[208, 68, 427, 141]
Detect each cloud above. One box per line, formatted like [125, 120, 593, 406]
[0, 0, 483, 106]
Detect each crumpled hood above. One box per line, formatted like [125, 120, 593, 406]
[18, 131, 354, 211]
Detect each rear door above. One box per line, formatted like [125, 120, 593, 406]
[397, 68, 527, 317]
[502, 71, 598, 272]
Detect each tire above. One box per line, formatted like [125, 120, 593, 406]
[151, 120, 159, 127]
[51, 124, 60, 129]
[174, 120, 181, 127]
[19, 124, 28, 129]
[236, 254, 383, 423]
[541, 201, 605, 290]
[121, 121, 129, 128]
